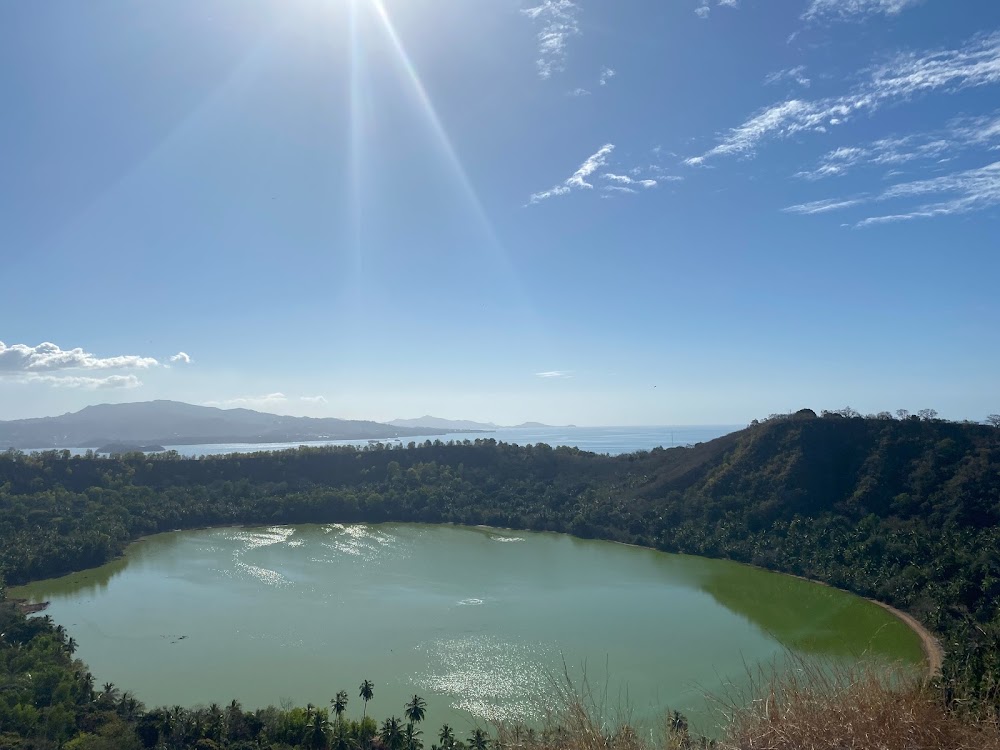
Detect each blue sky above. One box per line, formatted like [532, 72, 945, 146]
[2, 0, 999, 425]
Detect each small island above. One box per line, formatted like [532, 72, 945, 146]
[96, 443, 167, 454]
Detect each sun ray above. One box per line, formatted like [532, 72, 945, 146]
[365, 0, 524, 288]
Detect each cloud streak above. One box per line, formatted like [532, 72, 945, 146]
[688, 32, 1000, 165]
[783, 197, 866, 214]
[803, 0, 922, 21]
[536, 371, 573, 378]
[522, 0, 580, 79]
[169, 351, 193, 364]
[796, 113, 1000, 179]
[604, 173, 658, 190]
[764, 65, 811, 88]
[529, 144, 615, 203]
[783, 161, 1000, 226]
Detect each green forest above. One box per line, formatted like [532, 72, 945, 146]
[1, 410, 998, 748]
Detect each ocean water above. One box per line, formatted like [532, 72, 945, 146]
[162, 425, 743, 458]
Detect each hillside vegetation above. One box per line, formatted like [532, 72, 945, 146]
[1, 411, 998, 747]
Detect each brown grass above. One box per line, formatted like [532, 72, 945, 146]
[718, 659, 999, 750]
[490, 659, 1000, 750]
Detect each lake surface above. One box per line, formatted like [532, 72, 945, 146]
[14, 524, 923, 735]
[157, 425, 743, 457]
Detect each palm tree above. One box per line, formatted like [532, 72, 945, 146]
[469, 729, 490, 750]
[359, 680, 375, 720]
[332, 690, 349, 722]
[404, 695, 427, 725]
[380, 716, 405, 750]
[306, 711, 333, 750]
[404, 722, 423, 750]
[439, 725, 456, 750]
[101, 682, 118, 706]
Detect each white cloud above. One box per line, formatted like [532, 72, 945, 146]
[300, 395, 328, 403]
[782, 160, 1000, 226]
[599, 67, 616, 86]
[695, 0, 740, 18]
[529, 143, 615, 204]
[687, 32, 1000, 165]
[860, 160, 1000, 226]
[783, 197, 866, 214]
[169, 351, 193, 364]
[604, 173, 658, 189]
[803, 0, 922, 21]
[764, 65, 811, 88]
[0, 341, 158, 373]
[536, 371, 573, 378]
[22, 374, 142, 390]
[796, 113, 1000, 180]
[522, 0, 580, 79]
[204, 393, 289, 409]
[568, 87, 591, 97]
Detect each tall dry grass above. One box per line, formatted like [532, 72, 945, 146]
[718, 658, 1000, 750]
[489, 659, 999, 750]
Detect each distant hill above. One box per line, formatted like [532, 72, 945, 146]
[508, 421, 575, 429]
[0, 400, 457, 449]
[389, 416, 498, 431]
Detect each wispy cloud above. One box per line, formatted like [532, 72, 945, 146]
[803, 0, 923, 21]
[169, 351, 193, 364]
[687, 32, 1000, 165]
[204, 393, 289, 409]
[796, 113, 1000, 179]
[695, 0, 740, 19]
[783, 196, 866, 214]
[604, 173, 658, 189]
[599, 67, 616, 86]
[783, 161, 1000, 226]
[568, 87, 591, 97]
[522, 0, 580, 79]
[764, 65, 811, 88]
[300, 395, 328, 403]
[21, 374, 142, 390]
[536, 371, 573, 378]
[860, 160, 1000, 226]
[529, 143, 615, 204]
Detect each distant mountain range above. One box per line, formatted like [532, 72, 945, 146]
[388, 416, 499, 431]
[0, 401, 486, 450]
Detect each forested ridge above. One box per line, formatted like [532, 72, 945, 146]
[1, 410, 999, 747]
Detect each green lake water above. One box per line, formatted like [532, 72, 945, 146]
[13, 524, 924, 735]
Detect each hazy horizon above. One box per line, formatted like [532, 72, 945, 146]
[2, 1, 998, 425]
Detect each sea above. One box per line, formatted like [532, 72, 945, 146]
[160, 425, 742, 457]
[41, 425, 743, 458]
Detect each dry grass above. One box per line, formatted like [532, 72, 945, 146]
[490, 659, 1000, 750]
[717, 659, 1000, 750]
